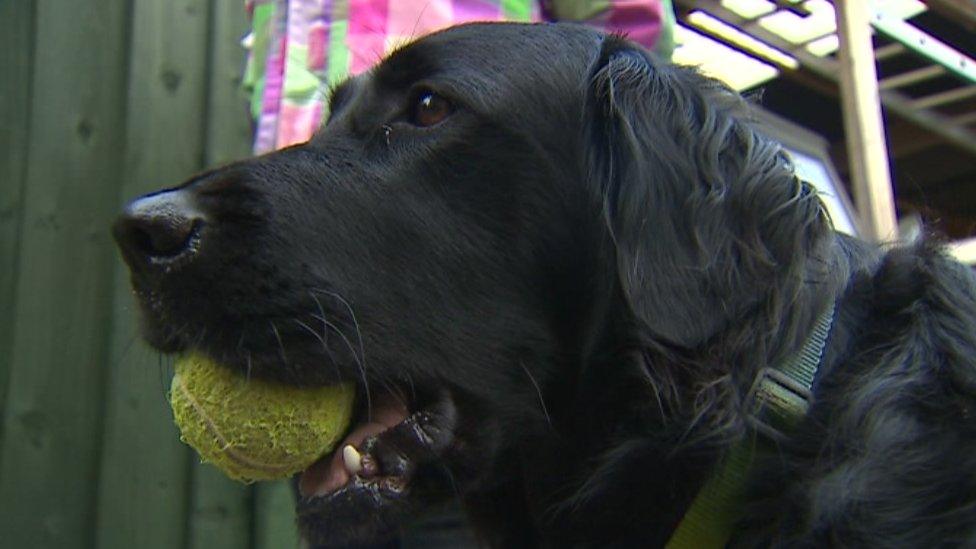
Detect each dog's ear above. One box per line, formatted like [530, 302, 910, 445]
[583, 36, 830, 348]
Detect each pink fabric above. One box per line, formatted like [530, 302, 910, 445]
[348, 1, 391, 74]
[247, 0, 664, 153]
[609, 2, 663, 48]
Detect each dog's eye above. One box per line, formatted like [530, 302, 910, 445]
[411, 90, 452, 127]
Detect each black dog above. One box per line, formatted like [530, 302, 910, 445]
[113, 23, 976, 547]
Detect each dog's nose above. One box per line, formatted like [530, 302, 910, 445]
[113, 188, 205, 267]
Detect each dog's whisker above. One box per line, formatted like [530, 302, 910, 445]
[244, 351, 253, 384]
[439, 460, 462, 502]
[314, 312, 373, 423]
[293, 316, 342, 382]
[637, 360, 669, 425]
[269, 320, 288, 365]
[293, 317, 330, 353]
[408, 2, 431, 41]
[519, 361, 552, 428]
[166, 321, 190, 351]
[190, 325, 208, 353]
[157, 350, 178, 405]
[404, 372, 418, 403]
[292, 318, 342, 379]
[309, 291, 331, 349]
[157, 351, 167, 398]
[312, 288, 367, 370]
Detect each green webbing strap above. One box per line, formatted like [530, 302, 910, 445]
[777, 307, 834, 390]
[664, 440, 755, 549]
[665, 304, 835, 549]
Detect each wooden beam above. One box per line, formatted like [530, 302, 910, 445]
[879, 87, 976, 156]
[886, 119, 947, 157]
[870, 10, 976, 83]
[675, 0, 976, 156]
[911, 85, 976, 109]
[953, 111, 976, 126]
[879, 65, 946, 90]
[834, 117, 948, 169]
[926, 0, 976, 31]
[874, 42, 907, 61]
[835, 0, 898, 242]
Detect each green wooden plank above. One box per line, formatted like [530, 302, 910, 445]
[186, 2, 254, 548]
[187, 465, 253, 549]
[0, 0, 36, 453]
[93, 337, 192, 549]
[0, 0, 130, 546]
[254, 481, 302, 549]
[93, 0, 213, 548]
[204, 0, 253, 166]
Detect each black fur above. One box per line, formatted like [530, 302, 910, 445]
[114, 23, 976, 547]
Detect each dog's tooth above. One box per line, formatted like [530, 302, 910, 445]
[342, 444, 363, 475]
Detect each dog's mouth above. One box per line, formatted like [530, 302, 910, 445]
[132, 292, 466, 544]
[295, 384, 459, 546]
[298, 389, 410, 498]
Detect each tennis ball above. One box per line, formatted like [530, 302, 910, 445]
[170, 353, 355, 483]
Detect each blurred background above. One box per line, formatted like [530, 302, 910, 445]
[1, 0, 973, 548]
[671, 0, 976, 248]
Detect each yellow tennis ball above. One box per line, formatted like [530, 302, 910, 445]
[170, 353, 355, 483]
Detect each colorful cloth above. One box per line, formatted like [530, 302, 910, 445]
[243, 0, 674, 153]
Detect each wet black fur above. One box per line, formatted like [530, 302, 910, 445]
[118, 23, 976, 547]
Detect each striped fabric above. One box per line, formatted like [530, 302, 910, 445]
[243, 0, 672, 153]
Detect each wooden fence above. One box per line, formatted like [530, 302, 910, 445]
[0, 1, 301, 547]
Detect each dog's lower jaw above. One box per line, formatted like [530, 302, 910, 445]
[296, 390, 460, 547]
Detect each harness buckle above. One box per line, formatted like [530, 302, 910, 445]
[745, 368, 814, 442]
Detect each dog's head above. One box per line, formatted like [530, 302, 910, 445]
[113, 23, 832, 546]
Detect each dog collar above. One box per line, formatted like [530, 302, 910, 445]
[665, 303, 836, 549]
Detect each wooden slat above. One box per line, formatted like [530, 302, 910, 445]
[254, 482, 302, 549]
[675, 0, 976, 156]
[0, 0, 130, 545]
[879, 65, 946, 90]
[926, 0, 976, 31]
[911, 85, 976, 110]
[204, 0, 254, 166]
[953, 111, 976, 126]
[186, 1, 255, 547]
[0, 0, 36, 452]
[94, 1, 212, 547]
[874, 42, 906, 60]
[871, 8, 976, 84]
[835, 0, 898, 242]
[187, 465, 253, 549]
[878, 88, 976, 156]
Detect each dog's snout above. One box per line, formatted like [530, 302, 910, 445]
[113, 188, 205, 267]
